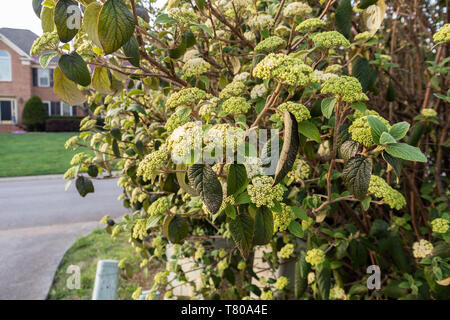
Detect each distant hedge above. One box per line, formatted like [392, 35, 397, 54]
[45, 116, 83, 132]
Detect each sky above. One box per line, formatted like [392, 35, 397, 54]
[0, 0, 167, 37]
[0, 1, 43, 35]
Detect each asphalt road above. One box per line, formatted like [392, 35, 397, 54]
[0, 175, 127, 300]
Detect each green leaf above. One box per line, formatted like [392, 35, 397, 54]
[291, 206, 308, 220]
[98, 0, 135, 55]
[252, 206, 273, 246]
[75, 176, 94, 197]
[288, 221, 304, 238]
[274, 111, 300, 185]
[407, 122, 425, 147]
[54, 0, 80, 43]
[335, 0, 352, 39]
[235, 191, 250, 205]
[192, 23, 213, 37]
[379, 132, 397, 145]
[53, 66, 87, 105]
[225, 205, 236, 219]
[41, 6, 55, 33]
[389, 235, 411, 273]
[154, 13, 177, 24]
[339, 140, 360, 162]
[386, 80, 396, 101]
[163, 215, 189, 244]
[176, 164, 198, 196]
[382, 151, 402, 179]
[229, 210, 254, 258]
[353, 57, 370, 92]
[182, 31, 196, 48]
[321, 97, 336, 119]
[358, 0, 378, 9]
[385, 143, 427, 162]
[122, 35, 140, 67]
[92, 66, 113, 95]
[33, 0, 43, 18]
[87, 165, 99, 178]
[58, 52, 91, 86]
[389, 122, 410, 140]
[82, 1, 102, 48]
[188, 164, 223, 214]
[169, 40, 187, 59]
[367, 115, 388, 144]
[295, 251, 310, 299]
[342, 155, 372, 200]
[39, 52, 58, 69]
[316, 262, 331, 300]
[298, 120, 321, 143]
[112, 139, 120, 157]
[227, 164, 248, 196]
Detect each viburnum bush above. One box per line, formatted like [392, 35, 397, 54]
[31, 0, 449, 300]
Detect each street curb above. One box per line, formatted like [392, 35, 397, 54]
[0, 174, 64, 183]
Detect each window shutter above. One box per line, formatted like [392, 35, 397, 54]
[32, 68, 38, 86]
[50, 69, 54, 87]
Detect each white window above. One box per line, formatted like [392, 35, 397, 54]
[62, 102, 72, 116]
[38, 68, 50, 87]
[0, 50, 12, 81]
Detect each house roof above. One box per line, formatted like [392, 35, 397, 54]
[0, 28, 38, 57]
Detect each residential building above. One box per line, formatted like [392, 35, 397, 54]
[0, 28, 85, 132]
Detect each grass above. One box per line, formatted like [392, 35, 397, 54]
[48, 228, 163, 300]
[0, 132, 84, 177]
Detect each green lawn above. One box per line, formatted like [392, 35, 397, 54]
[48, 229, 162, 300]
[0, 132, 81, 177]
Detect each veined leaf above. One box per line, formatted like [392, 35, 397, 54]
[288, 221, 304, 238]
[382, 151, 402, 179]
[82, 1, 102, 47]
[54, 0, 80, 43]
[163, 215, 188, 244]
[342, 155, 372, 200]
[229, 210, 254, 258]
[154, 13, 177, 24]
[53, 66, 87, 105]
[188, 164, 223, 214]
[274, 111, 300, 185]
[298, 120, 321, 143]
[316, 262, 331, 300]
[367, 115, 388, 145]
[335, 0, 352, 39]
[252, 206, 273, 246]
[321, 97, 336, 119]
[41, 5, 55, 33]
[39, 52, 58, 69]
[385, 143, 427, 162]
[98, 0, 135, 55]
[58, 52, 91, 86]
[379, 132, 397, 145]
[92, 66, 113, 95]
[123, 36, 140, 67]
[295, 251, 310, 299]
[339, 140, 360, 162]
[227, 164, 248, 196]
[389, 122, 410, 140]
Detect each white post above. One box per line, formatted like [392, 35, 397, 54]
[92, 260, 119, 300]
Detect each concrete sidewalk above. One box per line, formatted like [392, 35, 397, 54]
[0, 175, 127, 299]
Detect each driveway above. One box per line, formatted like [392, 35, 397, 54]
[0, 175, 127, 300]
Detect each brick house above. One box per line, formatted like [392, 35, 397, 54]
[0, 28, 85, 132]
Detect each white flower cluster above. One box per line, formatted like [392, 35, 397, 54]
[168, 122, 202, 161]
[248, 14, 275, 29]
[182, 57, 211, 77]
[244, 156, 263, 178]
[283, 2, 312, 18]
[248, 176, 284, 208]
[250, 84, 268, 99]
[313, 70, 339, 83]
[234, 72, 250, 82]
[412, 239, 433, 259]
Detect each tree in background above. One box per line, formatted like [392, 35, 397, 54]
[31, 0, 449, 300]
[22, 96, 48, 131]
